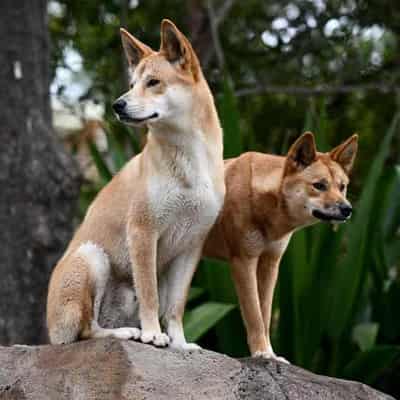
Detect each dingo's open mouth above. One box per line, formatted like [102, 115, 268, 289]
[312, 209, 350, 222]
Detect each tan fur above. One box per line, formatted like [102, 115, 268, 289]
[203, 132, 358, 361]
[47, 20, 225, 349]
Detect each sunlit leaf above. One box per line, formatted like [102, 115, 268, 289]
[352, 323, 379, 352]
[184, 302, 235, 343]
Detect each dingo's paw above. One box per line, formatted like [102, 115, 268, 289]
[141, 331, 170, 347]
[128, 327, 142, 340]
[253, 350, 290, 364]
[115, 327, 141, 340]
[109, 327, 141, 340]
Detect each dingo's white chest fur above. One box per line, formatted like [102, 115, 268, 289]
[147, 135, 223, 267]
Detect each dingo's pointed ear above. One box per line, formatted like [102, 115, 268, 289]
[330, 134, 358, 174]
[160, 19, 201, 81]
[284, 132, 317, 175]
[120, 28, 153, 68]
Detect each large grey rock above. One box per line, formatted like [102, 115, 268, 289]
[0, 339, 393, 399]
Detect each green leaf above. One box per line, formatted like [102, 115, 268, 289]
[352, 323, 379, 352]
[195, 259, 248, 357]
[218, 76, 244, 158]
[187, 287, 205, 303]
[303, 107, 314, 133]
[278, 253, 296, 362]
[87, 138, 113, 183]
[343, 346, 400, 384]
[184, 302, 235, 343]
[327, 112, 400, 339]
[123, 126, 141, 155]
[107, 130, 129, 171]
[284, 229, 309, 365]
[315, 98, 331, 151]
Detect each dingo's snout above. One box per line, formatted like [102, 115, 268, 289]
[312, 201, 353, 222]
[112, 99, 127, 114]
[338, 202, 352, 219]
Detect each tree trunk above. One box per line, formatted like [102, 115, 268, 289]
[0, 0, 80, 345]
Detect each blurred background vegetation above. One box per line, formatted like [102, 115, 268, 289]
[47, 0, 400, 397]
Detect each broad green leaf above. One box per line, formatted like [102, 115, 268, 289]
[123, 126, 142, 155]
[196, 259, 248, 357]
[352, 323, 379, 352]
[278, 254, 296, 362]
[78, 183, 102, 217]
[107, 130, 129, 171]
[303, 107, 314, 133]
[218, 76, 244, 158]
[315, 98, 331, 151]
[327, 113, 400, 340]
[379, 281, 400, 343]
[187, 287, 205, 303]
[184, 302, 235, 343]
[302, 224, 345, 369]
[87, 138, 113, 182]
[289, 230, 309, 365]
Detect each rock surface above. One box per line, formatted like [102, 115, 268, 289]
[0, 339, 394, 399]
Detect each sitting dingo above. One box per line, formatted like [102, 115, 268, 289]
[203, 132, 358, 361]
[47, 20, 225, 350]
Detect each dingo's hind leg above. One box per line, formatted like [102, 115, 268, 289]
[78, 242, 141, 341]
[47, 241, 140, 344]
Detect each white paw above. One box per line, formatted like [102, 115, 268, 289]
[114, 327, 141, 340]
[140, 331, 170, 347]
[170, 341, 202, 351]
[274, 355, 290, 364]
[128, 327, 141, 340]
[253, 350, 290, 364]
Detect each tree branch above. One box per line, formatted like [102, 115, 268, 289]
[207, 0, 225, 69]
[235, 82, 400, 97]
[215, 0, 237, 26]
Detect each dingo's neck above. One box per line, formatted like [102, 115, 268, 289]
[144, 79, 223, 180]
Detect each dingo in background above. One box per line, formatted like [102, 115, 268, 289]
[203, 132, 358, 361]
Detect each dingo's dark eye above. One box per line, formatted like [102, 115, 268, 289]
[339, 183, 346, 192]
[147, 79, 160, 88]
[129, 83, 134, 89]
[313, 181, 327, 191]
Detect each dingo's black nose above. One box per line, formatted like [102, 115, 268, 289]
[339, 204, 352, 218]
[113, 99, 127, 114]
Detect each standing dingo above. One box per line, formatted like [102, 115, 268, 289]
[203, 132, 358, 361]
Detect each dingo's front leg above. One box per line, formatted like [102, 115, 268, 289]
[257, 252, 289, 363]
[128, 225, 169, 347]
[161, 247, 203, 350]
[231, 256, 268, 356]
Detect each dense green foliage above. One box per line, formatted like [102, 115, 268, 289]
[49, 0, 400, 396]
